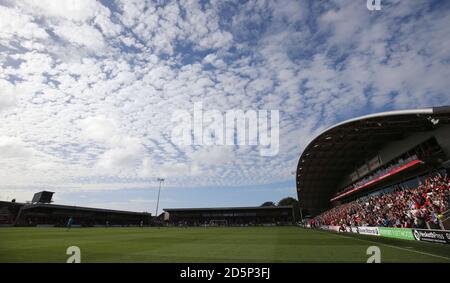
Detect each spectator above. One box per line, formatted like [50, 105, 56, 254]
[314, 172, 450, 230]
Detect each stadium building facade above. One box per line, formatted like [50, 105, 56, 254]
[163, 206, 295, 226]
[296, 106, 450, 217]
[0, 192, 151, 227]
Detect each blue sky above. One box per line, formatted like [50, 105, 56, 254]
[0, 0, 450, 213]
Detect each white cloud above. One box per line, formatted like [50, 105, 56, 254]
[0, 136, 34, 159]
[79, 116, 117, 144]
[189, 147, 234, 166]
[96, 136, 144, 174]
[203, 53, 226, 68]
[0, 0, 449, 207]
[54, 22, 106, 51]
[0, 80, 16, 112]
[18, 0, 104, 22]
[0, 6, 48, 41]
[140, 157, 197, 179]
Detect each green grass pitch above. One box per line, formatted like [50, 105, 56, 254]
[0, 227, 449, 263]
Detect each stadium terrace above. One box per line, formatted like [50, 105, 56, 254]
[0, 191, 151, 227]
[297, 106, 450, 231]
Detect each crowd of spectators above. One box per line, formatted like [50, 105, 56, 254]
[314, 172, 450, 229]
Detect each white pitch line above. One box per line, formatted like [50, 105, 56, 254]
[328, 231, 450, 261]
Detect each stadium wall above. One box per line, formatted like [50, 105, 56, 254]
[435, 124, 450, 158]
[319, 226, 450, 244]
[336, 125, 450, 189]
[378, 125, 450, 165]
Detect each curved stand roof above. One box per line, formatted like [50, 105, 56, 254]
[296, 106, 450, 216]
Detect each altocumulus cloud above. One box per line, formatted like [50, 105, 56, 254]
[0, 0, 450, 203]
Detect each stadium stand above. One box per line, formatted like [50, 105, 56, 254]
[0, 192, 152, 227]
[297, 106, 450, 231]
[163, 206, 295, 226]
[313, 171, 449, 229]
[0, 201, 23, 227]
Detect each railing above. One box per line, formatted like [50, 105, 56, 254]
[331, 158, 423, 202]
[441, 209, 450, 230]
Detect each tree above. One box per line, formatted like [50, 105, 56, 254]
[278, 197, 298, 207]
[278, 197, 301, 221]
[260, 201, 276, 207]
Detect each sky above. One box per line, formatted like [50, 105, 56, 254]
[0, 0, 450, 213]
